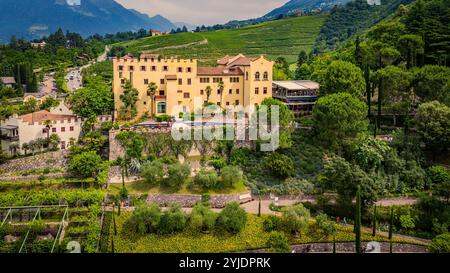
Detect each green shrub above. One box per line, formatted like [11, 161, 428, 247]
[428, 166, 450, 187]
[119, 187, 129, 200]
[263, 215, 282, 232]
[209, 158, 226, 170]
[194, 169, 219, 189]
[220, 166, 243, 187]
[267, 231, 290, 253]
[190, 203, 217, 232]
[230, 148, 252, 166]
[283, 178, 314, 195]
[160, 155, 178, 164]
[69, 151, 102, 178]
[159, 206, 187, 234]
[140, 160, 164, 185]
[130, 205, 161, 234]
[164, 163, 191, 188]
[281, 204, 310, 236]
[315, 213, 336, 237]
[429, 233, 450, 253]
[216, 202, 247, 234]
[263, 152, 295, 178]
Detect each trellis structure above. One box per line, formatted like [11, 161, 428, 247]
[0, 205, 69, 253]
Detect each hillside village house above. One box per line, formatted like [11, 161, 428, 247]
[272, 80, 320, 116]
[0, 102, 82, 156]
[149, 30, 168, 36]
[0, 77, 16, 88]
[30, 41, 47, 48]
[112, 54, 274, 119]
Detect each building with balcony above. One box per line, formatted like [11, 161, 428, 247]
[112, 53, 273, 120]
[272, 80, 320, 116]
[0, 102, 83, 156]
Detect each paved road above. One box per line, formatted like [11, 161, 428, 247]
[65, 69, 83, 91]
[65, 45, 111, 92]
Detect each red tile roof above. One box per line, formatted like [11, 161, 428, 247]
[19, 110, 77, 124]
[197, 67, 243, 76]
[0, 77, 16, 85]
[140, 54, 160, 59]
[217, 54, 257, 67]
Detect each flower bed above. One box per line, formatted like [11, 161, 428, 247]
[107, 212, 427, 253]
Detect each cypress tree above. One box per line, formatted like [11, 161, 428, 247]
[15, 64, 23, 92]
[377, 79, 383, 131]
[372, 205, 377, 237]
[354, 36, 363, 69]
[258, 196, 261, 217]
[365, 64, 371, 117]
[333, 235, 336, 254]
[389, 206, 394, 253]
[111, 238, 115, 253]
[355, 186, 361, 253]
[112, 205, 117, 235]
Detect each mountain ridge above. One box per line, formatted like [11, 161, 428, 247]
[0, 0, 176, 43]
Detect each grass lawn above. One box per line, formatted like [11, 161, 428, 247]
[117, 15, 328, 65]
[108, 179, 249, 195]
[108, 213, 427, 253]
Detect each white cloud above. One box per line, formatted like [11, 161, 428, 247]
[116, 0, 288, 25]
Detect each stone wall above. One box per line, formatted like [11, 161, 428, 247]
[147, 193, 253, 209]
[0, 150, 69, 175]
[109, 127, 254, 161]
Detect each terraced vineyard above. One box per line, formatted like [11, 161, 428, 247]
[116, 15, 328, 65]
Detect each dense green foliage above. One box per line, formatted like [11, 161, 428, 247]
[312, 93, 368, 150]
[314, 0, 415, 53]
[0, 29, 105, 74]
[69, 151, 103, 178]
[281, 204, 311, 236]
[267, 231, 290, 253]
[67, 75, 113, 118]
[429, 233, 450, 252]
[320, 60, 366, 97]
[216, 202, 248, 234]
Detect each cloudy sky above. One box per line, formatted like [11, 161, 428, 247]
[116, 0, 288, 25]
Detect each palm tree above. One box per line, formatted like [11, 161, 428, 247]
[22, 142, 29, 155]
[49, 134, 61, 150]
[43, 119, 52, 142]
[116, 156, 129, 188]
[147, 82, 157, 117]
[119, 80, 139, 120]
[9, 143, 19, 156]
[29, 140, 37, 155]
[205, 85, 212, 103]
[36, 138, 46, 152]
[218, 81, 224, 107]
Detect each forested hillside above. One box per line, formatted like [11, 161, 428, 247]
[314, 0, 414, 53]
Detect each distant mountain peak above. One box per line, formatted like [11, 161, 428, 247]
[0, 0, 175, 42]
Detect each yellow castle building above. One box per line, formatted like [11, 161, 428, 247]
[112, 53, 274, 119]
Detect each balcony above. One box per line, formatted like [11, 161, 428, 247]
[0, 134, 19, 141]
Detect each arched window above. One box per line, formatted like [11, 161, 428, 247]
[263, 71, 268, 80]
[157, 102, 166, 114]
[255, 72, 260, 80]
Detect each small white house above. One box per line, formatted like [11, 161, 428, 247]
[0, 77, 16, 88]
[0, 101, 83, 155]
